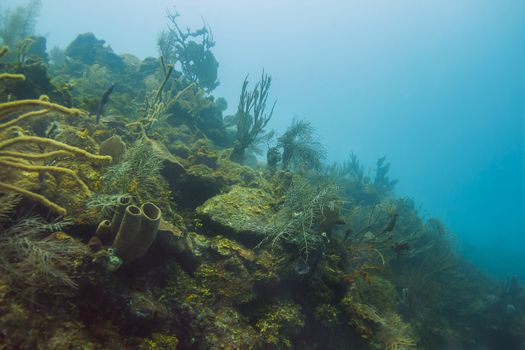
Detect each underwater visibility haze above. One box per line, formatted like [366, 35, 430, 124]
[0, 0, 524, 349]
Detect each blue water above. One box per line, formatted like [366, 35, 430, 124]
[7, 0, 524, 279]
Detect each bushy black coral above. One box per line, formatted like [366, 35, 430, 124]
[0, 215, 86, 294]
[278, 118, 326, 172]
[261, 177, 339, 260]
[88, 138, 166, 214]
[99, 138, 164, 194]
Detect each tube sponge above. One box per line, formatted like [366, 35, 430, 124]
[112, 202, 161, 264]
[94, 219, 112, 245]
[109, 195, 132, 237]
[112, 205, 142, 263]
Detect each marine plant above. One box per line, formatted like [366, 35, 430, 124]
[266, 145, 281, 173]
[340, 292, 384, 341]
[158, 8, 219, 91]
[75, 63, 111, 106]
[165, 80, 228, 144]
[500, 275, 522, 305]
[278, 118, 326, 172]
[345, 200, 398, 244]
[230, 71, 276, 164]
[48, 46, 66, 67]
[0, 192, 20, 226]
[138, 57, 174, 131]
[391, 219, 464, 344]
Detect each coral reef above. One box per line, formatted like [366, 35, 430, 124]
[0, 11, 523, 350]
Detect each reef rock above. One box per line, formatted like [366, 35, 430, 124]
[196, 185, 275, 244]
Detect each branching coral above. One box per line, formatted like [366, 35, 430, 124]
[326, 152, 366, 183]
[0, 72, 25, 80]
[0, 58, 111, 215]
[158, 8, 219, 91]
[374, 156, 398, 196]
[230, 71, 275, 164]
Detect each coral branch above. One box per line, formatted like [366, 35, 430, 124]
[0, 158, 92, 196]
[0, 73, 26, 81]
[0, 92, 111, 215]
[0, 109, 50, 131]
[0, 150, 70, 160]
[0, 181, 67, 216]
[0, 99, 84, 119]
[0, 136, 112, 162]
